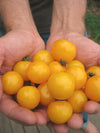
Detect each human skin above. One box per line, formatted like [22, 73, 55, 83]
[0, 0, 46, 126]
[46, 0, 100, 132]
[0, 0, 100, 132]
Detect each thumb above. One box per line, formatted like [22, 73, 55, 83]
[29, 38, 45, 61]
[46, 37, 54, 52]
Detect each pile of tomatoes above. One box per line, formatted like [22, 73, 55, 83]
[1, 39, 100, 124]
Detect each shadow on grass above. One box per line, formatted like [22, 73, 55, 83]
[85, 12, 100, 44]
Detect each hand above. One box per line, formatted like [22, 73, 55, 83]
[0, 29, 47, 125]
[46, 31, 100, 131]
[47, 113, 83, 133]
[0, 29, 45, 73]
[84, 60, 100, 114]
[37, 107, 83, 133]
[59, 33, 100, 115]
[46, 32, 100, 68]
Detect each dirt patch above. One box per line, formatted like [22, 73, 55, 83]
[87, 0, 100, 15]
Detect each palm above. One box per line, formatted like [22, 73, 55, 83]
[0, 30, 47, 125]
[46, 32, 100, 131]
[0, 93, 48, 125]
[46, 32, 100, 68]
[0, 30, 45, 74]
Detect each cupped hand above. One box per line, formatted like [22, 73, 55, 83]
[60, 33, 100, 115]
[36, 107, 83, 133]
[46, 31, 100, 131]
[0, 29, 45, 73]
[84, 60, 100, 114]
[46, 32, 100, 68]
[0, 29, 47, 125]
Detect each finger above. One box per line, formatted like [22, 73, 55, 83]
[84, 101, 100, 114]
[46, 40, 52, 52]
[36, 107, 49, 122]
[38, 107, 69, 133]
[34, 111, 47, 125]
[54, 124, 69, 133]
[46, 38, 55, 52]
[0, 94, 46, 125]
[67, 113, 83, 129]
[47, 122, 69, 133]
[84, 121, 99, 133]
[29, 39, 45, 61]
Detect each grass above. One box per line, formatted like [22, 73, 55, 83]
[85, 12, 100, 44]
[85, 0, 100, 44]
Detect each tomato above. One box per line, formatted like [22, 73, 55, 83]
[85, 76, 100, 102]
[86, 66, 100, 79]
[49, 61, 66, 75]
[2, 71, 23, 95]
[13, 61, 31, 81]
[27, 61, 50, 84]
[47, 72, 75, 100]
[38, 83, 54, 106]
[17, 86, 40, 109]
[33, 50, 53, 64]
[47, 101, 73, 124]
[66, 60, 85, 70]
[67, 66, 87, 90]
[68, 90, 87, 113]
[51, 39, 76, 63]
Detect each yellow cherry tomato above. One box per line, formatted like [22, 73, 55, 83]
[13, 61, 31, 81]
[67, 66, 87, 90]
[51, 39, 76, 63]
[47, 72, 75, 100]
[47, 101, 73, 124]
[85, 76, 100, 102]
[33, 50, 53, 64]
[27, 61, 50, 84]
[68, 90, 87, 113]
[66, 60, 85, 70]
[17, 86, 40, 109]
[38, 83, 54, 106]
[49, 61, 66, 75]
[2, 71, 23, 95]
[86, 66, 100, 79]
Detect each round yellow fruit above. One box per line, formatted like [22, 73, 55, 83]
[47, 101, 73, 124]
[47, 72, 75, 100]
[17, 86, 40, 109]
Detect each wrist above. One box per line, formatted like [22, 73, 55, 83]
[50, 0, 86, 35]
[0, 0, 38, 34]
[50, 15, 85, 36]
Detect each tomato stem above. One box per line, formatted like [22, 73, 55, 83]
[22, 56, 30, 61]
[60, 59, 67, 66]
[88, 72, 95, 77]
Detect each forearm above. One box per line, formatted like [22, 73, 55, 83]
[51, 0, 87, 35]
[0, 0, 38, 33]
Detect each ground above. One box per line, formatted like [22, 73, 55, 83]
[85, 0, 100, 44]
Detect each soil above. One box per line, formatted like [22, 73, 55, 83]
[87, 0, 100, 15]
